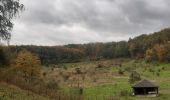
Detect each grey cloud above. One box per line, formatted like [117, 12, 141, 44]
[119, 0, 169, 24]
[11, 0, 170, 45]
[118, 0, 170, 32]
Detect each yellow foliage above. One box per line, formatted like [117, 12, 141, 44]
[153, 44, 167, 61]
[14, 49, 41, 81]
[145, 48, 154, 62]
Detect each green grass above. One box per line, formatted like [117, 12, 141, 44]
[3, 58, 168, 100]
[57, 59, 170, 100]
[0, 83, 49, 100]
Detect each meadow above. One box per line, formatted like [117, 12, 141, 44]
[0, 58, 170, 100]
[0, 83, 48, 100]
[43, 58, 170, 100]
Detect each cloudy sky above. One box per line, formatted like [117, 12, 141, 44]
[11, 0, 170, 45]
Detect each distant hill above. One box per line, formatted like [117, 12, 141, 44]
[128, 28, 170, 58]
[8, 28, 170, 64]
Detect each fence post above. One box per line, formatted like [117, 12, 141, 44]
[73, 95, 75, 100]
[87, 96, 90, 100]
[58, 95, 60, 100]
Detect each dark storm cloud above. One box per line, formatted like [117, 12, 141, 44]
[11, 0, 170, 45]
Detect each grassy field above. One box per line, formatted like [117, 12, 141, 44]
[0, 83, 48, 100]
[1, 59, 170, 100]
[44, 59, 170, 100]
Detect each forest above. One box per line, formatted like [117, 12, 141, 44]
[2, 28, 170, 66]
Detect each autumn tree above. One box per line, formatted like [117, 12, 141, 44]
[61, 47, 85, 62]
[14, 49, 41, 82]
[163, 42, 170, 61]
[145, 48, 154, 62]
[153, 44, 167, 61]
[0, 0, 24, 43]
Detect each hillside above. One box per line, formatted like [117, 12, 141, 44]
[8, 28, 170, 65]
[0, 83, 48, 100]
[45, 58, 170, 100]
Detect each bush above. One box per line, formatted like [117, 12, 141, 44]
[118, 68, 124, 75]
[62, 73, 70, 81]
[97, 63, 104, 68]
[158, 69, 161, 72]
[129, 71, 141, 84]
[156, 72, 160, 76]
[119, 90, 130, 96]
[75, 68, 81, 74]
[162, 67, 165, 70]
[124, 66, 134, 72]
[149, 68, 154, 73]
[46, 80, 58, 90]
[42, 72, 47, 77]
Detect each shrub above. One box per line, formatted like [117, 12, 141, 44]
[63, 65, 67, 70]
[129, 71, 141, 84]
[62, 74, 70, 81]
[162, 67, 165, 70]
[158, 69, 161, 72]
[149, 68, 154, 73]
[42, 72, 47, 77]
[97, 63, 104, 68]
[79, 88, 83, 95]
[119, 90, 129, 96]
[46, 80, 58, 90]
[156, 72, 160, 76]
[118, 68, 124, 75]
[124, 66, 134, 72]
[75, 68, 81, 74]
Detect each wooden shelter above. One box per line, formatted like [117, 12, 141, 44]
[132, 80, 159, 96]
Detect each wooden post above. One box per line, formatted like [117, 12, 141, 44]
[58, 95, 60, 100]
[133, 88, 136, 95]
[144, 88, 146, 95]
[87, 96, 90, 100]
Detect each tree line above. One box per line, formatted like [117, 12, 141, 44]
[7, 41, 129, 65]
[129, 28, 170, 62]
[0, 28, 169, 65]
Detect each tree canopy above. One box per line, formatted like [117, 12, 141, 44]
[0, 0, 24, 43]
[14, 49, 41, 81]
[1, 28, 169, 65]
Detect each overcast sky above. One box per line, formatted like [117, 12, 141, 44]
[11, 0, 170, 45]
